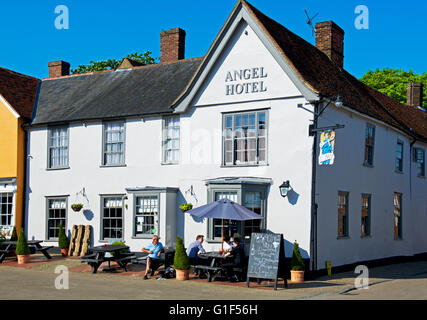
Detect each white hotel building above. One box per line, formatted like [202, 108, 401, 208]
[25, 0, 427, 272]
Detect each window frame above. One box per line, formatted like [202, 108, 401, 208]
[101, 121, 126, 167]
[47, 125, 69, 169]
[133, 193, 161, 239]
[393, 192, 403, 240]
[0, 192, 14, 227]
[222, 109, 269, 167]
[363, 123, 375, 166]
[361, 193, 371, 237]
[413, 147, 425, 177]
[337, 191, 349, 238]
[162, 116, 180, 165]
[206, 184, 268, 242]
[395, 140, 404, 173]
[100, 195, 125, 241]
[45, 196, 68, 241]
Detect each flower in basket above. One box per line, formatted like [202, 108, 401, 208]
[71, 203, 84, 212]
[179, 203, 193, 212]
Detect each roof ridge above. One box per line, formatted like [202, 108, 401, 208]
[0, 66, 39, 81]
[42, 56, 205, 81]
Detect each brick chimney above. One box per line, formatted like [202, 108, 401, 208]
[160, 28, 186, 64]
[407, 82, 423, 107]
[48, 60, 70, 78]
[315, 21, 345, 68]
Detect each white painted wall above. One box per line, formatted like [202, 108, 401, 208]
[316, 105, 427, 268]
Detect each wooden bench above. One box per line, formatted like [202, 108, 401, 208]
[33, 245, 53, 259]
[195, 265, 226, 282]
[81, 254, 105, 273]
[114, 255, 136, 272]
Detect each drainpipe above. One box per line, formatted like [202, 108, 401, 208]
[310, 101, 320, 272]
[410, 137, 417, 200]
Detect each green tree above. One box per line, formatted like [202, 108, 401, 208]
[71, 51, 157, 74]
[290, 241, 305, 271]
[10, 226, 18, 241]
[15, 229, 31, 256]
[58, 225, 69, 249]
[359, 68, 427, 107]
[173, 236, 190, 270]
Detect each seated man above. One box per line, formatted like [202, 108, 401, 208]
[186, 235, 207, 275]
[142, 235, 164, 280]
[223, 237, 246, 282]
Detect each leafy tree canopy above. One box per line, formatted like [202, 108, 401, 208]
[71, 51, 157, 74]
[359, 68, 427, 107]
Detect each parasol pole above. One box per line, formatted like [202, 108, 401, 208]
[221, 219, 224, 252]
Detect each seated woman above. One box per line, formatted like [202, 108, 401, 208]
[223, 237, 246, 282]
[222, 235, 232, 253]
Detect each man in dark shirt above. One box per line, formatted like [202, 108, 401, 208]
[223, 237, 246, 281]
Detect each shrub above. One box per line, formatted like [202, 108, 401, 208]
[173, 236, 190, 270]
[290, 241, 305, 271]
[58, 225, 69, 249]
[15, 229, 31, 256]
[10, 226, 18, 241]
[111, 241, 127, 257]
[179, 203, 193, 212]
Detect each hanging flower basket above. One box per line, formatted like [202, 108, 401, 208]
[71, 204, 84, 212]
[179, 203, 193, 213]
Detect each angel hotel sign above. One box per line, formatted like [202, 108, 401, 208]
[225, 67, 268, 95]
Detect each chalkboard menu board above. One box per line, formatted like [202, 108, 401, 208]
[246, 232, 287, 290]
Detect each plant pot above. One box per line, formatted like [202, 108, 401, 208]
[176, 269, 189, 280]
[17, 254, 31, 264]
[290, 270, 305, 283]
[60, 248, 68, 257]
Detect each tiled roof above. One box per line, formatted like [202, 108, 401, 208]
[0, 67, 39, 120]
[32, 57, 203, 125]
[243, 0, 427, 141]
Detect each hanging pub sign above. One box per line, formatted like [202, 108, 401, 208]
[318, 130, 336, 165]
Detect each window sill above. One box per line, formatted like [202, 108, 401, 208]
[362, 163, 374, 168]
[161, 162, 179, 166]
[361, 235, 371, 239]
[206, 239, 222, 244]
[394, 170, 403, 174]
[221, 163, 269, 168]
[99, 239, 125, 243]
[132, 235, 156, 240]
[100, 164, 127, 168]
[417, 175, 425, 179]
[337, 236, 349, 240]
[46, 167, 70, 171]
[44, 239, 59, 243]
[394, 237, 403, 241]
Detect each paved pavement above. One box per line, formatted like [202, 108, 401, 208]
[0, 256, 426, 300]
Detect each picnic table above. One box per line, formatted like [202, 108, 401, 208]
[0, 240, 53, 263]
[196, 251, 234, 282]
[81, 245, 136, 274]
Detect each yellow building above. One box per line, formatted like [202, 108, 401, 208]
[0, 67, 39, 236]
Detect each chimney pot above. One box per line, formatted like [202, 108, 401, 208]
[48, 60, 70, 78]
[160, 28, 186, 64]
[407, 82, 424, 107]
[315, 21, 344, 68]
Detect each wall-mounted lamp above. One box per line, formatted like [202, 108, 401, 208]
[279, 180, 291, 198]
[334, 95, 344, 107]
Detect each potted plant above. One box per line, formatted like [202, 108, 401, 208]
[15, 229, 31, 264]
[71, 203, 84, 212]
[290, 241, 305, 283]
[10, 226, 18, 241]
[58, 225, 70, 256]
[179, 203, 193, 213]
[173, 236, 190, 280]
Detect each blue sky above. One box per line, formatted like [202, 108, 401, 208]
[0, 0, 425, 79]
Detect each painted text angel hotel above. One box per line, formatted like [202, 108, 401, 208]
[24, 1, 427, 272]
